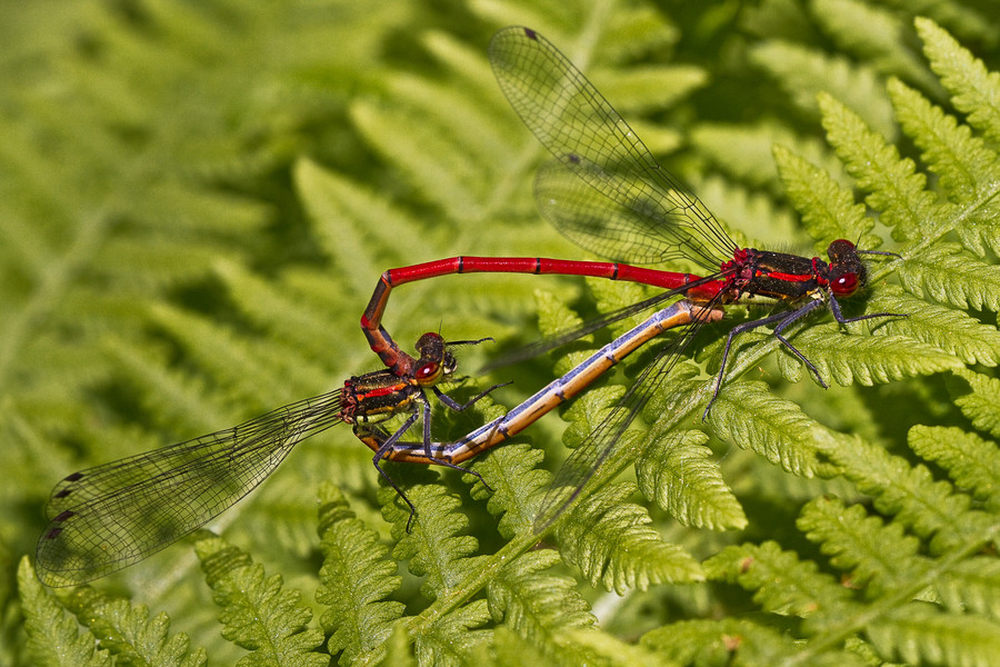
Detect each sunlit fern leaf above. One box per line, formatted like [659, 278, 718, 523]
[377, 475, 485, 602]
[382, 624, 416, 667]
[61, 587, 206, 667]
[641, 617, 852, 666]
[211, 259, 355, 366]
[932, 556, 1000, 618]
[797, 496, 923, 593]
[897, 242, 1000, 311]
[470, 443, 549, 538]
[818, 91, 938, 241]
[18, 558, 110, 666]
[951, 369, 1000, 440]
[485, 550, 597, 662]
[907, 426, 1000, 508]
[809, 432, 987, 552]
[7, 4, 1000, 665]
[887, 78, 1000, 202]
[707, 382, 823, 476]
[315, 484, 404, 663]
[866, 603, 1000, 667]
[916, 17, 1000, 145]
[698, 122, 847, 195]
[635, 429, 746, 530]
[491, 625, 551, 666]
[596, 5, 679, 62]
[414, 599, 492, 665]
[100, 334, 239, 437]
[592, 64, 707, 114]
[869, 287, 1000, 367]
[785, 322, 961, 387]
[145, 303, 332, 411]
[690, 174, 797, 251]
[293, 156, 461, 298]
[772, 143, 877, 252]
[555, 481, 703, 592]
[705, 540, 852, 617]
[560, 627, 677, 666]
[194, 535, 327, 667]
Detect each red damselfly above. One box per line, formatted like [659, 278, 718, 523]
[361, 26, 902, 423]
[363, 300, 723, 528]
[36, 333, 500, 586]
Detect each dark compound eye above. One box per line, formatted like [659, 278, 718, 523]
[831, 272, 859, 296]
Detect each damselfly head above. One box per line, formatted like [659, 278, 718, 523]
[413, 332, 455, 384]
[826, 239, 867, 296]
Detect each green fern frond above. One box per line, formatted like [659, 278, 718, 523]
[146, 303, 328, 409]
[195, 535, 327, 666]
[485, 550, 596, 661]
[810, 432, 983, 550]
[381, 624, 416, 667]
[785, 322, 961, 386]
[8, 4, 1000, 664]
[916, 17, 1000, 144]
[819, 91, 938, 240]
[887, 78, 1000, 201]
[772, 143, 875, 251]
[898, 242, 1000, 311]
[596, 6, 680, 62]
[316, 483, 403, 662]
[559, 627, 675, 667]
[705, 540, 851, 617]
[688, 174, 797, 250]
[211, 259, 352, 365]
[641, 618, 823, 666]
[952, 369, 1000, 439]
[554, 481, 703, 592]
[377, 474, 485, 601]
[18, 558, 110, 666]
[695, 123, 844, 195]
[708, 381, 822, 476]
[871, 287, 1000, 366]
[635, 429, 746, 530]
[470, 442, 549, 537]
[797, 495, 922, 593]
[593, 64, 707, 114]
[866, 603, 1000, 667]
[907, 426, 1000, 506]
[61, 587, 207, 666]
[295, 157, 430, 292]
[413, 599, 492, 664]
[933, 557, 1000, 617]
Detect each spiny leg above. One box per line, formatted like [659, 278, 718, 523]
[703, 299, 825, 420]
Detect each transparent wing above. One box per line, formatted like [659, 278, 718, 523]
[481, 272, 730, 372]
[533, 302, 724, 532]
[489, 26, 736, 271]
[37, 389, 344, 586]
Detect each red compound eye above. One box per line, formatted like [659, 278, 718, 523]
[831, 272, 858, 296]
[415, 362, 439, 380]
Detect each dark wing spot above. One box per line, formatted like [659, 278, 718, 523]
[54, 510, 74, 522]
[523, 27, 537, 40]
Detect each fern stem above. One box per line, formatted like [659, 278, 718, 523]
[785, 521, 1000, 665]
